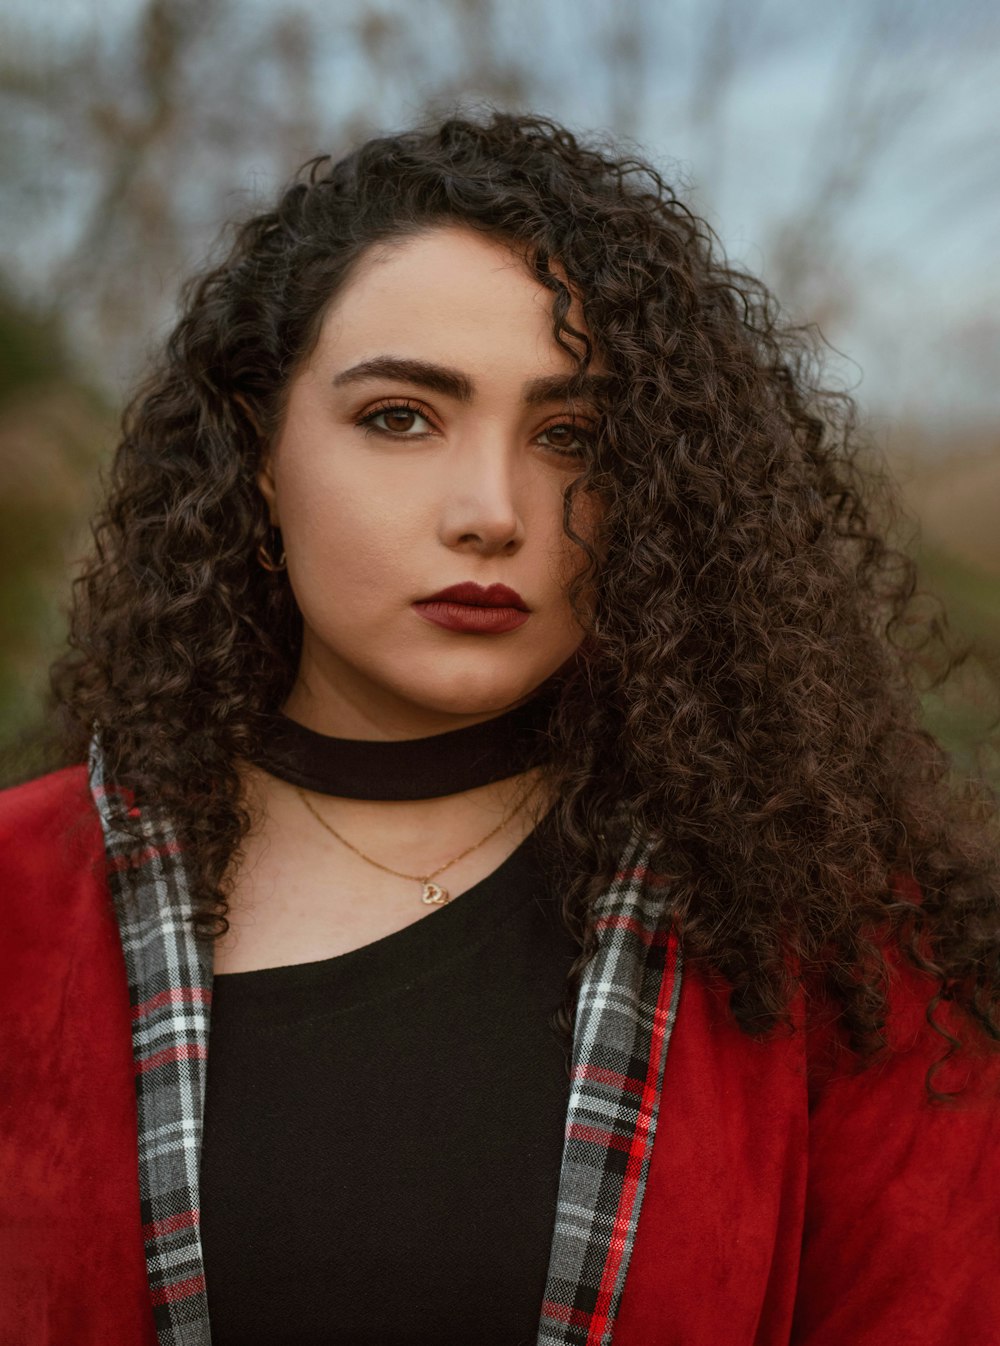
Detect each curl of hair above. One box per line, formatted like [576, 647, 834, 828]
[47, 110, 1000, 1100]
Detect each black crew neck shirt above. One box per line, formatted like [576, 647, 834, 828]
[199, 814, 579, 1346]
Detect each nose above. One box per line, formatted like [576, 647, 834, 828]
[436, 436, 525, 556]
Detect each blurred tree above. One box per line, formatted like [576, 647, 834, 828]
[0, 282, 110, 781]
[1, 0, 996, 411]
[0, 0, 996, 784]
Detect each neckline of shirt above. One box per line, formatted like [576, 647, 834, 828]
[209, 814, 561, 1022]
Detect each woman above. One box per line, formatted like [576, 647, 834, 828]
[1, 111, 998, 1346]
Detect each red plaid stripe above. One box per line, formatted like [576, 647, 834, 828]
[537, 834, 683, 1346]
[90, 738, 215, 1346]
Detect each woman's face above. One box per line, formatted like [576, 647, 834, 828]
[257, 223, 603, 737]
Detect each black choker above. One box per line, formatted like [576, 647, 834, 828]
[247, 683, 559, 800]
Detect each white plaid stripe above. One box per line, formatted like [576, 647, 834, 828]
[89, 737, 214, 1346]
[538, 834, 684, 1345]
[89, 737, 682, 1346]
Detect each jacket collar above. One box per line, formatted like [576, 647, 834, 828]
[89, 736, 682, 1346]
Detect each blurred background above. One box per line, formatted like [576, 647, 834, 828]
[1, 0, 998, 785]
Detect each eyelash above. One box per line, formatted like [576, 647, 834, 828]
[355, 399, 434, 437]
[355, 399, 593, 458]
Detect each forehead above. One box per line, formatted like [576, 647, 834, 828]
[314, 224, 592, 376]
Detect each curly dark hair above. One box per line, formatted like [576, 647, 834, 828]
[45, 110, 1000, 1099]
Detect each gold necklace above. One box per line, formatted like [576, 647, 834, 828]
[293, 775, 541, 905]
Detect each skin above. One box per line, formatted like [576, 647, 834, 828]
[260, 223, 601, 740]
[219, 225, 603, 971]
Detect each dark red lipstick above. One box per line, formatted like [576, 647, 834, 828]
[413, 582, 531, 634]
[423, 582, 528, 609]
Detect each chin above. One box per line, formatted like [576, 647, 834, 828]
[396, 666, 561, 718]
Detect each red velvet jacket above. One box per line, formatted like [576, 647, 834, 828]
[2, 764, 999, 1345]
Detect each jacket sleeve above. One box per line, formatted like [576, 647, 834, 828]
[791, 949, 1000, 1346]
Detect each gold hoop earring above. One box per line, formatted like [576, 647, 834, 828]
[257, 527, 287, 572]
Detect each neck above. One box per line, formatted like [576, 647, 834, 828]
[247, 679, 561, 801]
[280, 683, 543, 743]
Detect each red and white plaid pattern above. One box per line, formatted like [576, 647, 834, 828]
[89, 740, 214, 1345]
[538, 852, 684, 1345]
[89, 736, 683, 1346]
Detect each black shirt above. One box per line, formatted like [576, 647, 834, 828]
[199, 816, 579, 1346]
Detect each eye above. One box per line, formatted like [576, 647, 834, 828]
[357, 401, 435, 436]
[537, 421, 593, 457]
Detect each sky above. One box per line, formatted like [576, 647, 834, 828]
[4, 0, 999, 429]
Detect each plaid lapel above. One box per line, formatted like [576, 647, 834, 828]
[89, 738, 214, 1346]
[89, 737, 682, 1346]
[537, 832, 684, 1345]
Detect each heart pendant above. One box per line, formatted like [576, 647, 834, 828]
[421, 881, 450, 905]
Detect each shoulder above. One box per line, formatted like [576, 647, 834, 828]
[802, 927, 1000, 1108]
[0, 760, 90, 814]
[0, 760, 98, 840]
[0, 765, 118, 1018]
[0, 763, 106, 896]
[673, 913, 999, 1108]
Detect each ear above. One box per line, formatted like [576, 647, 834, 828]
[235, 394, 279, 527]
[256, 450, 279, 528]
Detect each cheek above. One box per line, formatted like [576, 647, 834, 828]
[548, 498, 602, 633]
[282, 464, 416, 604]
[546, 490, 600, 578]
[281, 428, 382, 545]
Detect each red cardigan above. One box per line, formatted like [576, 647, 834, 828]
[2, 765, 999, 1345]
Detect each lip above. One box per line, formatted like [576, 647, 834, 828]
[413, 581, 531, 635]
[420, 582, 528, 609]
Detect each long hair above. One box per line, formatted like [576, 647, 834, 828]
[47, 110, 1000, 1097]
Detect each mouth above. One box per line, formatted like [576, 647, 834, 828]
[412, 582, 531, 634]
[418, 582, 529, 610]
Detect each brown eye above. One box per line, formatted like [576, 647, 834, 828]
[358, 403, 434, 436]
[539, 422, 591, 456]
[382, 408, 418, 432]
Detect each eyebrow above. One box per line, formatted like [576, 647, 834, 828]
[331, 355, 612, 407]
